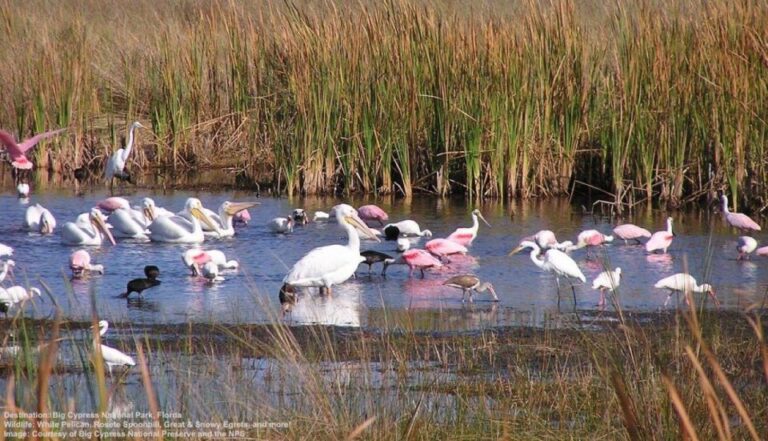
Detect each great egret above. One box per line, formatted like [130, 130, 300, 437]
[510, 241, 586, 308]
[592, 267, 622, 308]
[105, 121, 144, 188]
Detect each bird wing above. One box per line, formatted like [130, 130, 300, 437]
[17, 128, 66, 153]
[99, 344, 136, 366]
[284, 245, 361, 284]
[0, 130, 22, 157]
[24, 204, 44, 229]
[546, 250, 585, 281]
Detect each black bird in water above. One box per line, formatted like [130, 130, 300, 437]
[119, 265, 161, 298]
[360, 250, 394, 274]
[384, 225, 400, 241]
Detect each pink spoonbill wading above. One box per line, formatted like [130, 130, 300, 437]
[565, 230, 614, 257]
[382, 249, 443, 278]
[446, 209, 490, 246]
[645, 217, 674, 254]
[357, 205, 389, 226]
[69, 249, 104, 278]
[425, 238, 468, 261]
[612, 224, 651, 244]
[721, 194, 761, 232]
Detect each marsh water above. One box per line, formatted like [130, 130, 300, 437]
[1, 182, 765, 331]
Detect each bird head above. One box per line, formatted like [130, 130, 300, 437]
[89, 209, 116, 245]
[472, 209, 491, 227]
[142, 198, 157, 221]
[187, 199, 220, 232]
[509, 240, 539, 256]
[222, 201, 259, 217]
[336, 205, 380, 242]
[40, 213, 54, 235]
[292, 209, 308, 224]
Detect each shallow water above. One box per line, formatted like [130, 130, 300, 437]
[1, 185, 766, 330]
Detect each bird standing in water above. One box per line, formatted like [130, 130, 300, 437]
[119, 265, 161, 298]
[443, 274, 499, 303]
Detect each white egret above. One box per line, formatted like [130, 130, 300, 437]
[510, 241, 586, 308]
[105, 121, 144, 187]
[0, 286, 41, 317]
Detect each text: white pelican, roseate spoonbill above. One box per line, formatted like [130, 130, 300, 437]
[613, 224, 652, 244]
[62, 209, 116, 246]
[69, 250, 104, 278]
[24, 203, 56, 234]
[148, 198, 219, 244]
[282, 204, 380, 295]
[645, 217, 675, 254]
[291, 209, 309, 225]
[382, 249, 443, 278]
[383, 220, 432, 239]
[736, 236, 758, 260]
[200, 201, 258, 237]
[268, 216, 294, 234]
[721, 194, 761, 232]
[357, 205, 389, 226]
[201, 261, 224, 282]
[592, 267, 621, 308]
[510, 241, 586, 308]
[182, 249, 239, 276]
[425, 238, 468, 259]
[105, 121, 144, 187]
[565, 230, 614, 256]
[17, 182, 29, 199]
[0, 127, 66, 172]
[443, 274, 498, 303]
[654, 273, 718, 307]
[0, 260, 14, 283]
[397, 237, 411, 252]
[447, 209, 490, 246]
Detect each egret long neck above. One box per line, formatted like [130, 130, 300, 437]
[722, 196, 729, 214]
[124, 124, 137, 159]
[666, 219, 673, 235]
[528, 247, 545, 270]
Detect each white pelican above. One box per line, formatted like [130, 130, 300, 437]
[108, 198, 157, 240]
[17, 182, 29, 199]
[510, 241, 586, 307]
[196, 201, 258, 238]
[61, 209, 116, 246]
[447, 209, 491, 246]
[313, 211, 330, 221]
[283, 204, 379, 295]
[148, 198, 219, 243]
[201, 262, 224, 282]
[592, 267, 622, 308]
[24, 203, 56, 234]
[105, 121, 144, 187]
[268, 216, 294, 234]
[396, 237, 411, 252]
[655, 273, 718, 307]
[383, 220, 432, 239]
[69, 249, 104, 278]
[0, 260, 14, 283]
[182, 249, 238, 275]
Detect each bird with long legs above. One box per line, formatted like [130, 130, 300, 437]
[443, 274, 498, 303]
[0, 127, 66, 184]
[92, 319, 135, 375]
[654, 273, 718, 307]
[446, 209, 490, 246]
[510, 241, 586, 309]
[382, 249, 443, 278]
[282, 204, 380, 296]
[357, 205, 389, 226]
[105, 121, 144, 192]
[359, 250, 393, 274]
[721, 194, 761, 232]
[565, 230, 614, 258]
[613, 224, 651, 244]
[592, 267, 621, 309]
[645, 217, 675, 254]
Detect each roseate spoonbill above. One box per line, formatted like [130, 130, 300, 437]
[565, 230, 614, 256]
[757, 246, 768, 257]
[233, 209, 251, 226]
[105, 121, 144, 187]
[181, 249, 238, 276]
[148, 198, 219, 243]
[383, 220, 432, 239]
[425, 238, 468, 259]
[62, 209, 116, 246]
[447, 209, 490, 246]
[292, 209, 309, 225]
[721, 194, 761, 232]
[0, 260, 14, 283]
[69, 250, 104, 278]
[278, 283, 298, 316]
[0, 286, 41, 317]
[510, 241, 586, 308]
[16, 182, 29, 198]
[397, 237, 411, 252]
[197, 201, 258, 238]
[736, 236, 758, 260]
[520, 230, 568, 251]
[592, 267, 621, 308]
[201, 261, 224, 282]
[645, 217, 674, 254]
[0, 244, 12, 257]
[268, 216, 294, 234]
[443, 274, 498, 303]
[24, 204, 56, 234]
[0, 127, 66, 173]
[283, 204, 380, 295]
[382, 249, 443, 278]
[612, 224, 652, 244]
[357, 205, 389, 226]
[360, 250, 393, 273]
[119, 266, 162, 298]
[313, 211, 330, 221]
[654, 273, 718, 307]
[97, 197, 132, 213]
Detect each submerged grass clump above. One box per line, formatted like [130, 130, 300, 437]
[1, 1, 768, 209]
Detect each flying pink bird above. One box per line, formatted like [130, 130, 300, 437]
[425, 238, 468, 259]
[357, 205, 389, 226]
[382, 249, 443, 278]
[447, 209, 490, 246]
[0, 128, 66, 171]
[69, 249, 104, 278]
[646, 217, 675, 254]
[612, 224, 652, 244]
[721, 195, 761, 232]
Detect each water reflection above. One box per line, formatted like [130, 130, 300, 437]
[287, 286, 362, 327]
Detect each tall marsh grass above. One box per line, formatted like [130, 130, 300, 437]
[1, 0, 767, 207]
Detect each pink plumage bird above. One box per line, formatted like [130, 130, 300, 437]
[69, 249, 104, 278]
[446, 209, 490, 246]
[425, 238, 468, 259]
[612, 224, 652, 244]
[233, 209, 251, 226]
[382, 249, 443, 278]
[645, 217, 675, 254]
[357, 205, 389, 226]
[97, 197, 131, 213]
[721, 195, 761, 232]
[0, 128, 66, 171]
[756, 246, 768, 257]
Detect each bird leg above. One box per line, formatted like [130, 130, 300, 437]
[468, 290, 474, 303]
[571, 283, 578, 309]
[420, 268, 425, 278]
[598, 289, 606, 309]
[462, 289, 467, 303]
